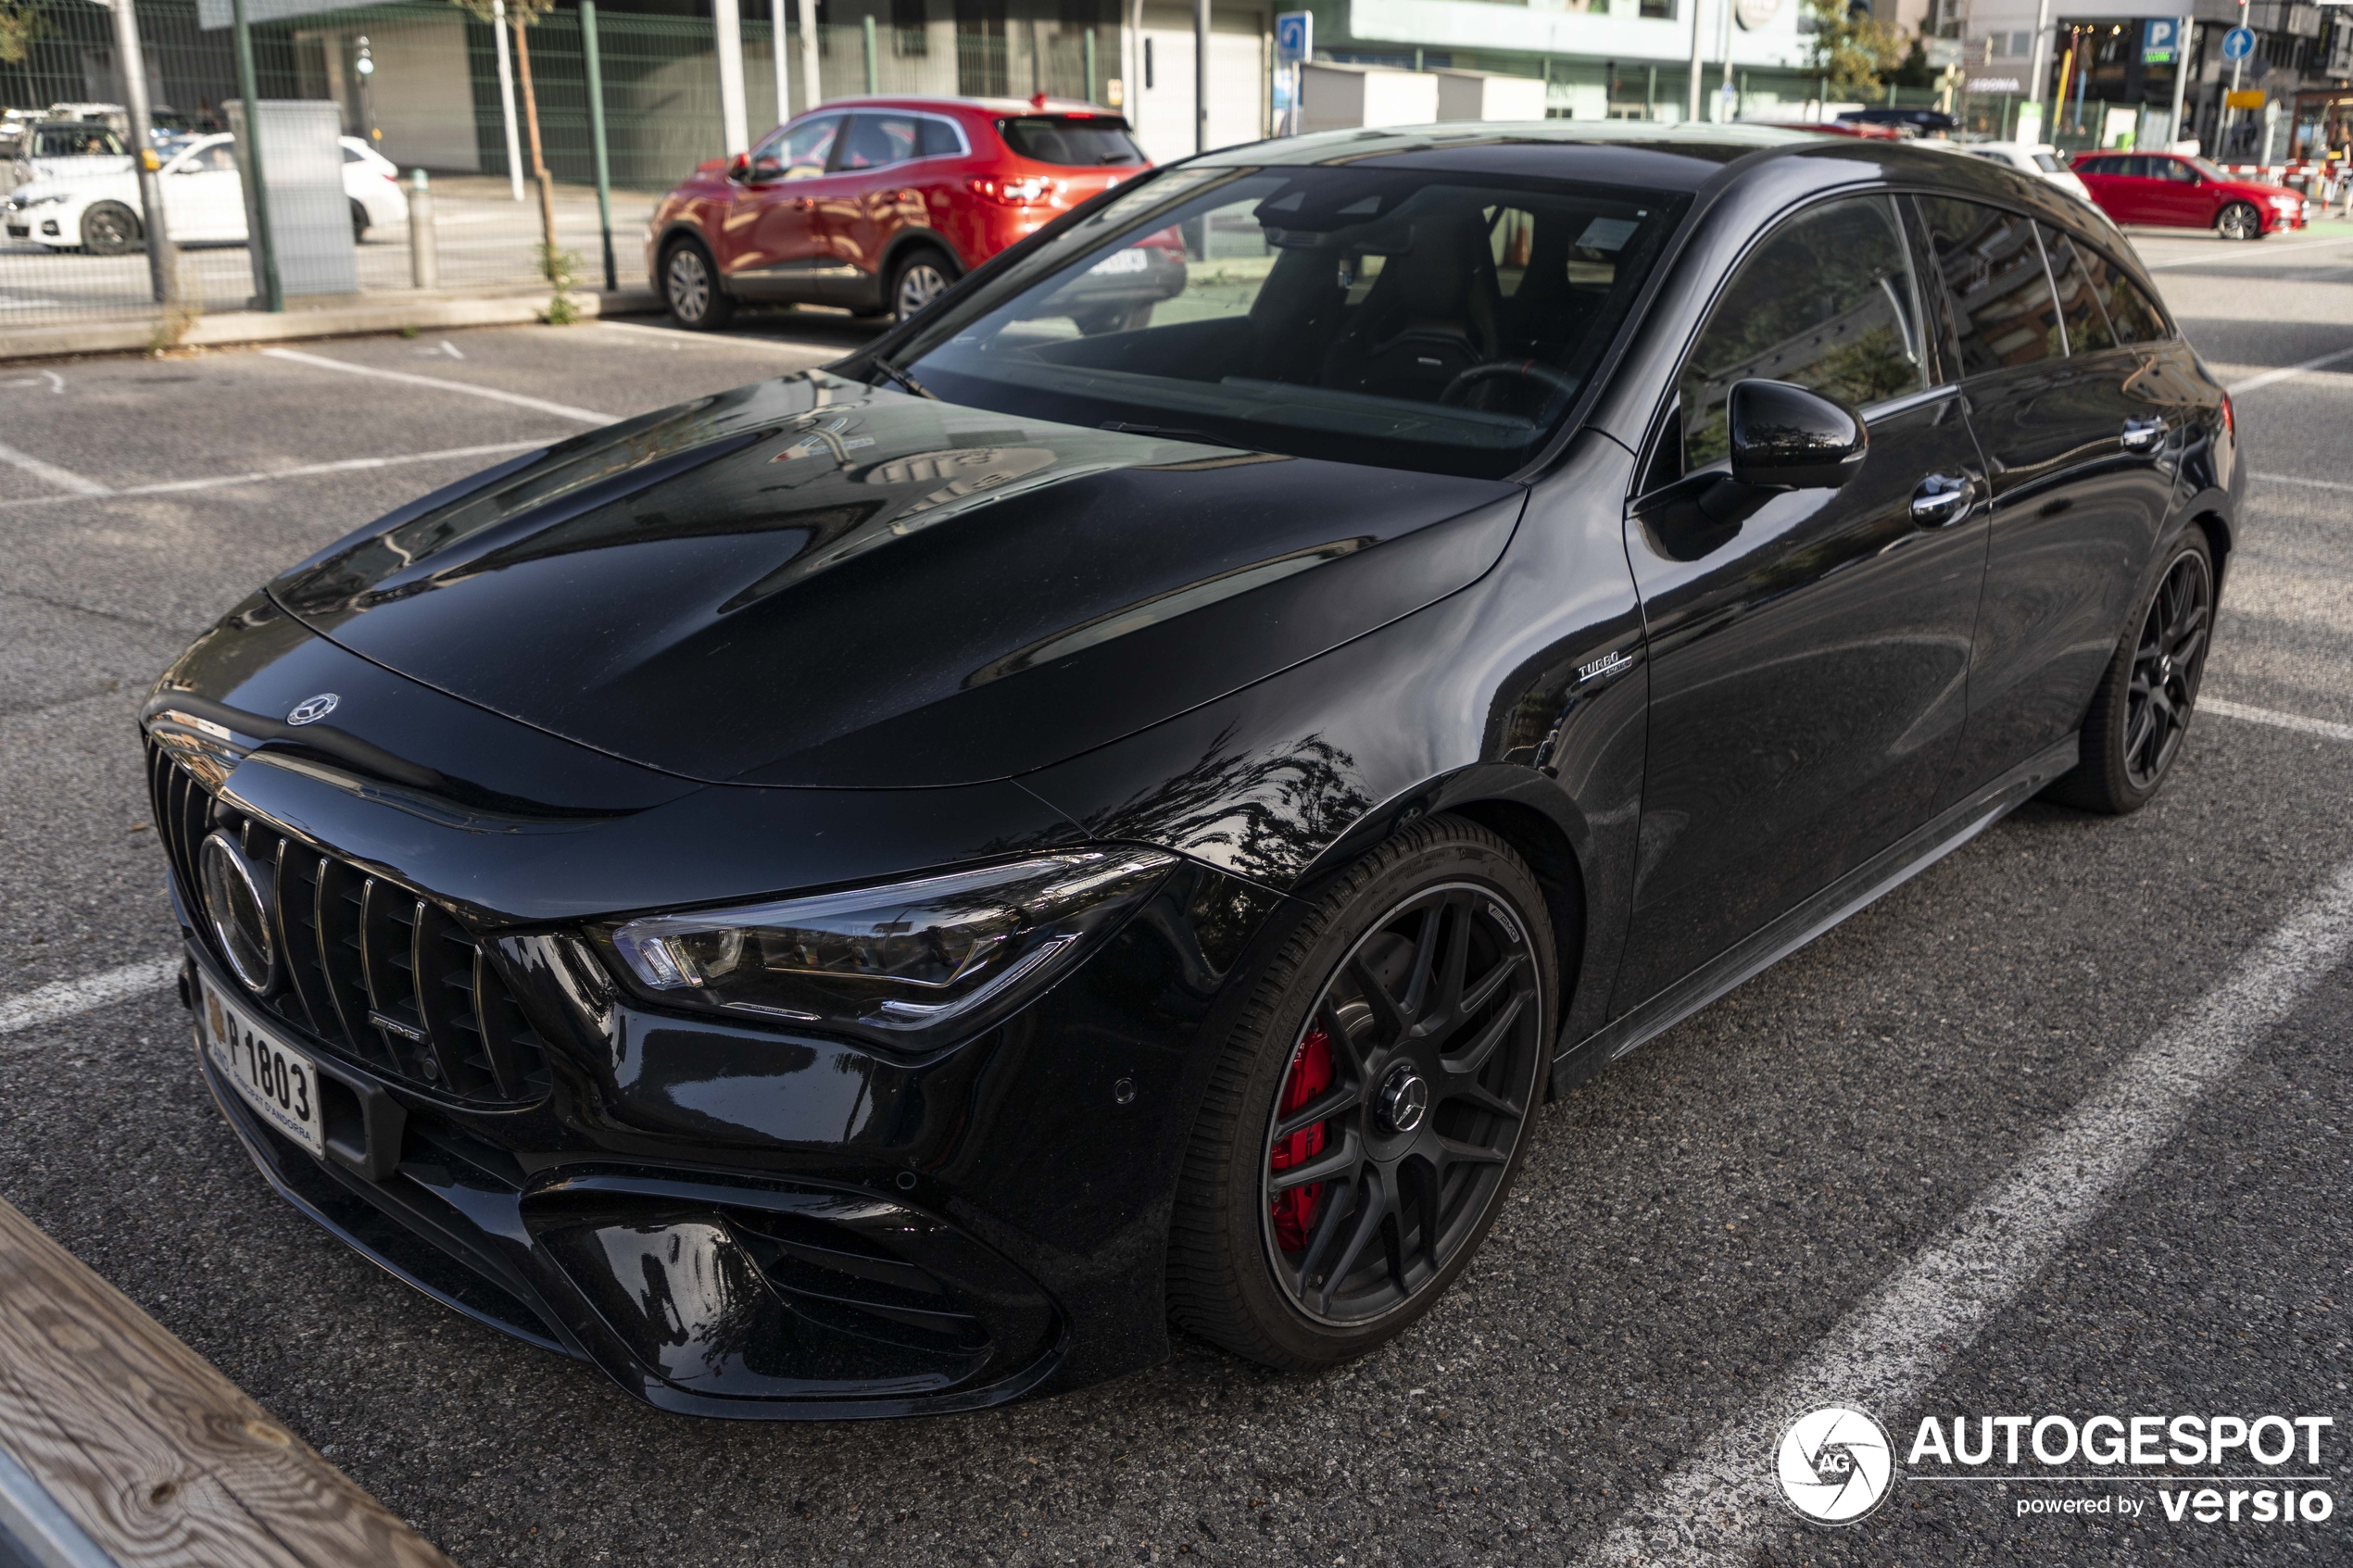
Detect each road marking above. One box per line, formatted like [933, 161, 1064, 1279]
[2253, 470, 2353, 493]
[2142, 233, 2353, 268]
[2207, 696, 2353, 743]
[258, 346, 612, 424]
[0, 958, 179, 1039]
[1573, 857, 2353, 1567]
[0, 438, 108, 496]
[2225, 345, 2353, 395]
[2, 371, 64, 393]
[0, 439, 546, 513]
[597, 319, 847, 355]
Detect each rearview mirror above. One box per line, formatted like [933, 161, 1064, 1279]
[1728, 379, 1867, 491]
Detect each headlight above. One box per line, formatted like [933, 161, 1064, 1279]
[601, 848, 1177, 1049]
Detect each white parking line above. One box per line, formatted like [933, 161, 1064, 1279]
[2254, 470, 2353, 494]
[2225, 345, 2353, 395]
[2207, 697, 2353, 744]
[258, 347, 613, 425]
[597, 318, 848, 355]
[1573, 856, 2353, 1567]
[0, 438, 108, 496]
[0, 958, 179, 1040]
[2141, 233, 2353, 268]
[0, 440, 547, 514]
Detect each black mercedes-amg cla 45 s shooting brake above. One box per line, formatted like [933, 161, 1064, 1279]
[145, 123, 2238, 1419]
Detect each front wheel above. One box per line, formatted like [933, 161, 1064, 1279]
[2048, 534, 2213, 814]
[662, 238, 735, 331]
[1167, 816, 1555, 1371]
[82, 202, 140, 256]
[2216, 201, 2262, 242]
[350, 199, 370, 244]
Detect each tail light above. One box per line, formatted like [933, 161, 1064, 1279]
[967, 174, 1057, 207]
[2221, 393, 2233, 442]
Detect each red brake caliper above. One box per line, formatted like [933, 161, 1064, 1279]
[1268, 1028, 1333, 1252]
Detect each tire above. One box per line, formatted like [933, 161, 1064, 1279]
[2216, 201, 2261, 242]
[1167, 816, 1556, 1372]
[2046, 533, 2214, 815]
[81, 202, 140, 256]
[888, 247, 956, 322]
[1071, 303, 1152, 335]
[350, 199, 370, 244]
[662, 237, 735, 332]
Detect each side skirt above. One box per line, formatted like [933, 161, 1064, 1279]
[1551, 736, 2081, 1097]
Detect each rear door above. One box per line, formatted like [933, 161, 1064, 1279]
[1918, 197, 2179, 793]
[1612, 194, 1988, 1010]
[832, 112, 925, 287]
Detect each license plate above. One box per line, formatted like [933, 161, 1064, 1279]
[1088, 247, 1150, 275]
[198, 974, 326, 1159]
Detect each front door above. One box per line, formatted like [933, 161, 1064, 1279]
[2145, 157, 2208, 226]
[162, 141, 246, 243]
[722, 113, 844, 299]
[1613, 194, 1989, 1011]
[1919, 198, 2183, 791]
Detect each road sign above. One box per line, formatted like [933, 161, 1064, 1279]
[2221, 25, 2256, 62]
[2225, 88, 2266, 109]
[1275, 11, 1312, 66]
[2142, 18, 2178, 63]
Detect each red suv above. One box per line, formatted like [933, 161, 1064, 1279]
[2071, 151, 2309, 240]
[649, 94, 1175, 331]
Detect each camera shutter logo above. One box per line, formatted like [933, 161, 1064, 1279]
[285, 693, 338, 726]
[1777, 1407, 1894, 1524]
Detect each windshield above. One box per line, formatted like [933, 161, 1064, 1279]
[997, 116, 1146, 167]
[898, 167, 1682, 479]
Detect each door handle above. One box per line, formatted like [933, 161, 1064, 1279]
[2120, 418, 2167, 451]
[790, 196, 815, 211]
[1909, 472, 1977, 527]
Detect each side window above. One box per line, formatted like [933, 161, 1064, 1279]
[2102, 273, 2168, 345]
[2039, 224, 2114, 354]
[2156, 159, 2197, 183]
[840, 114, 918, 170]
[769, 114, 839, 180]
[2078, 155, 2117, 176]
[1916, 196, 2063, 376]
[917, 116, 963, 157]
[1675, 195, 1927, 470]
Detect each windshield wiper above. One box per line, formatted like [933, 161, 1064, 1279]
[1100, 420, 1249, 448]
[868, 355, 936, 399]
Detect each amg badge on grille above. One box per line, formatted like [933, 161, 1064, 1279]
[285, 693, 339, 726]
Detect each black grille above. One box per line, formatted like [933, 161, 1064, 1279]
[149, 744, 552, 1107]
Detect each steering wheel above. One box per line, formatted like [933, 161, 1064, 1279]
[1440, 358, 1579, 408]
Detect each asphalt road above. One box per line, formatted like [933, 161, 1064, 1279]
[3, 229, 2350, 1568]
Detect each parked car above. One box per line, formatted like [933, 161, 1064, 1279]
[1840, 106, 1958, 134]
[147, 129, 2233, 1419]
[5, 132, 405, 253]
[1957, 141, 2093, 202]
[7, 119, 130, 193]
[648, 94, 1173, 330]
[2071, 150, 2308, 239]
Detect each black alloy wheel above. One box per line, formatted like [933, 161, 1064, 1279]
[2051, 534, 2213, 814]
[81, 202, 139, 256]
[2216, 201, 2261, 242]
[1170, 818, 1554, 1369]
[664, 238, 735, 332]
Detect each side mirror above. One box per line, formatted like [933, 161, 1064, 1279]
[729, 151, 750, 182]
[1728, 379, 1867, 491]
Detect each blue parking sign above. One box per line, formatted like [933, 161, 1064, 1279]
[2221, 25, 2255, 62]
[2142, 18, 2176, 64]
[1276, 11, 1312, 66]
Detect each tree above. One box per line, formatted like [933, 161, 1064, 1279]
[451, 0, 558, 254]
[1804, 0, 1906, 102]
[0, 0, 42, 65]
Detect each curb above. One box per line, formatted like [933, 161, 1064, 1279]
[0, 286, 663, 361]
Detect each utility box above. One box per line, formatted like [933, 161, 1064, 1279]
[225, 98, 357, 301]
[1299, 62, 1440, 135]
[1433, 69, 1551, 122]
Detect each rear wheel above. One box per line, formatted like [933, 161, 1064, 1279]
[662, 237, 735, 331]
[350, 199, 370, 243]
[2048, 533, 2213, 814]
[1168, 817, 1555, 1371]
[81, 202, 139, 256]
[889, 247, 955, 322]
[2216, 201, 2262, 241]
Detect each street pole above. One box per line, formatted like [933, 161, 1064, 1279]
[230, 0, 281, 312]
[769, 0, 790, 118]
[1687, 0, 1704, 122]
[1195, 0, 1208, 152]
[714, 0, 749, 156]
[105, 0, 177, 307]
[798, 0, 820, 120]
[2027, 0, 2054, 138]
[491, 0, 524, 200]
[583, 0, 617, 292]
[2168, 12, 2190, 151]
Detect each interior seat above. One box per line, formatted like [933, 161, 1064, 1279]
[1319, 217, 1500, 403]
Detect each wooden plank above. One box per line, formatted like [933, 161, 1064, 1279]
[0, 1196, 459, 1568]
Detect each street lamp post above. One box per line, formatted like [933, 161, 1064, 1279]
[103, 0, 177, 307]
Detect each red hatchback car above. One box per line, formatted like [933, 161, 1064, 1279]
[2070, 150, 2309, 240]
[649, 94, 1177, 330]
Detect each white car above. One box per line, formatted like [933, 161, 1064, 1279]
[4, 133, 406, 255]
[1958, 142, 2094, 202]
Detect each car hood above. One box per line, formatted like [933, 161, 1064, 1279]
[270, 372, 1524, 788]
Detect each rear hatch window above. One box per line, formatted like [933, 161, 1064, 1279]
[996, 116, 1145, 167]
